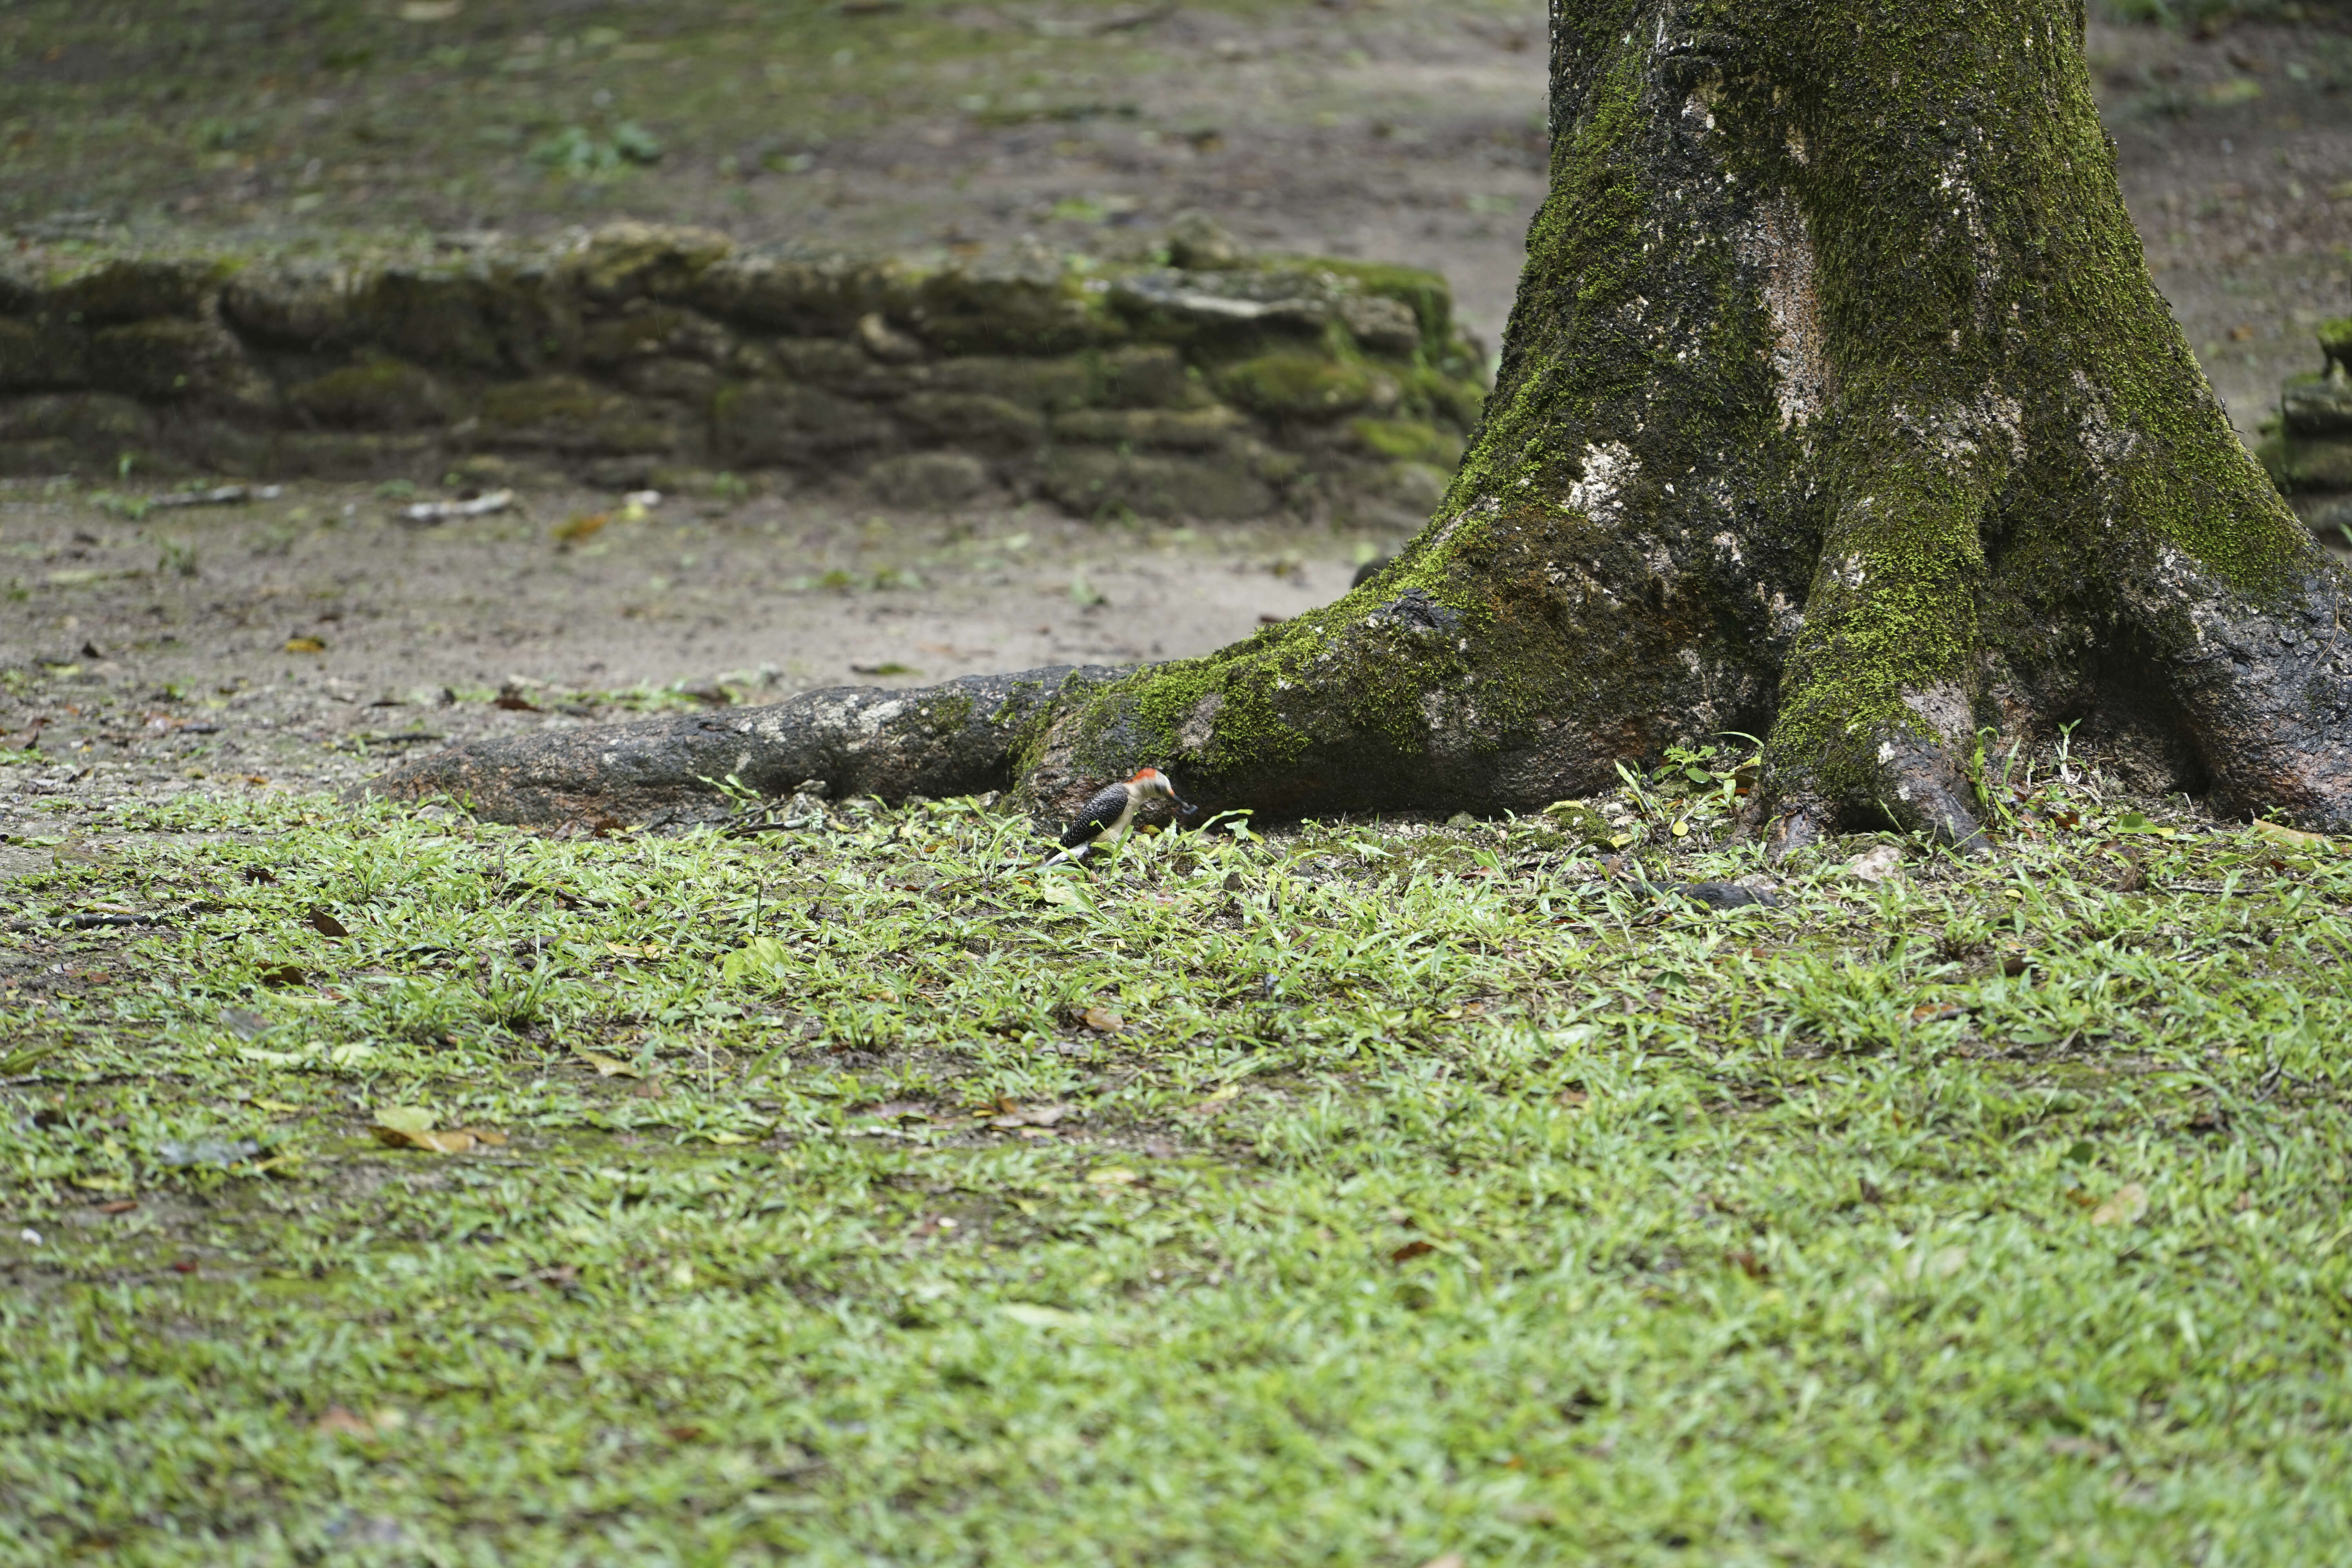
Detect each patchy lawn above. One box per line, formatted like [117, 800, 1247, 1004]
[3, 748, 2350, 1565]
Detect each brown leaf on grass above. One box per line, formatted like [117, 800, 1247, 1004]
[283, 636, 326, 655]
[632, 1077, 666, 1099]
[313, 1406, 376, 1438]
[1728, 1248, 1770, 1279]
[2091, 1182, 2149, 1227]
[258, 962, 305, 987]
[307, 909, 349, 938]
[575, 1050, 643, 1079]
[1081, 1006, 1125, 1034]
[554, 511, 610, 544]
[1391, 1239, 1437, 1263]
[987, 1101, 1074, 1130]
[1555, 1087, 1590, 1109]
[96, 1199, 138, 1214]
[371, 1106, 507, 1154]
[664, 1424, 705, 1443]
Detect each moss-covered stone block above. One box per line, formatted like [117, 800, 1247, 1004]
[2281, 371, 2352, 437]
[1278, 257, 1456, 354]
[1347, 417, 1463, 466]
[221, 263, 362, 350]
[2275, 434, 2352, 492]
[578, 306, 735, 369]
[1052, 405, 1248, 452]
[1039, 449, 1274, 520]
[2320, 317, 2352, 379]
[918, 355, 1094, 411]
[288, 358, 457, 430]
[1217, 352, 1399, 421]
[1089, 345, 1201, 409]
[862, 451, 999, 510]
[1107, 269, 1332, 347]
[0, 438, 80, 476]
[569, 223, 733, 304]
[47, 256, 239, 323]
[474, 375, 669, 455]
[907, 265, 1118, 356]
[1403, 365, 1489, 430]
[690, 251, 919, 337]
[0, 315, 91, 392]
[711, 380, 899, 468]
[87, 319, 270, 407]
[617, 357, 726, 406]
[0, 391, 155, 446]
[894, 392, 1045, 453]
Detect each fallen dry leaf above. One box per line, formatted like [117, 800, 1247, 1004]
[1085, 1167, 1140, 1185]
[1555, 1087, 1590, 1109]
[1081, 1006, 1125, 1033]
[371, 1106, 506, 1154]
[283, 636, 327, 655]
[988, 1101, 1074, 1130]
[95, 1199, 138, 1215]
[2091, 1182, 2149, 1227]
[258, 962, 306, 988]
[2252, 819, 2335, 851]
[575, 1050, 643, 1079]
[1391, 1239, 1437, 1263]
[554, 511, 610, 544]
[313, 1406, 376, 1438]
[307, 909, 349, 939]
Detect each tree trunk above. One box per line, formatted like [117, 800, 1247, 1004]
[364, 0, 2352, 842]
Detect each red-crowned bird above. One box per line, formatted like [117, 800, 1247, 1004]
[1043, 766, 1196, 866]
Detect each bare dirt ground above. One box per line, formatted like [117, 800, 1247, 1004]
[2, 5, 2349, 816]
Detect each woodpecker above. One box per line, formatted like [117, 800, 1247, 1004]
[1044, 766, 1196, 866]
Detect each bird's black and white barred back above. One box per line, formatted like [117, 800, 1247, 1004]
[1061, 782, 1145, 851]
[1042, 766, 1196, 866]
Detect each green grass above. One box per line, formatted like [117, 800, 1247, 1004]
[4, 750, 2351, 1565]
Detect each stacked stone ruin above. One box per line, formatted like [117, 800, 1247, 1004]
[2261, 316, 2352, 541]
[0, 221, 1489, 523]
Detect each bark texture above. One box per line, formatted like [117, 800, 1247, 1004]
[1029, 0, 2352, 841]
[361, 667, 1120, 825]
[360, 0, 2352, 841]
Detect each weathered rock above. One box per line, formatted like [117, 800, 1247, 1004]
[1052, 405, 1248, 452]
[473, 375, 672, 456]
[0, 222, 1490, 520]
[1165, 210, 1248, 271]
[1217, 352, 1399, 420]
[0, 316, 90, 392]
[863, 451, 999, 510]
[1039, 448, 1276, 519]
[711, 380, 899, 467]
[566, 221, 733, 305]
[287, 358, 457, 430]
[894, 391, 1046, 453]
[2282, 372, 2352, 437]
[2274, 434, 2352, 492]
[87, 319, 271, 409]
[49, 256, 235, 323]
[689, 250, 918, 336]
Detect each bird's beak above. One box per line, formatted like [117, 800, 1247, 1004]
[1171, 791, 1199, 815]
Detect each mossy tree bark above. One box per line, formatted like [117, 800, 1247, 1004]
[369, 0, 2352, 840]
[1025, 0, 2352, 844]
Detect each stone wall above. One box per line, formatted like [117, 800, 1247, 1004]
[0, 221, 1490, 521]
[2259, 317, 2352, 539]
